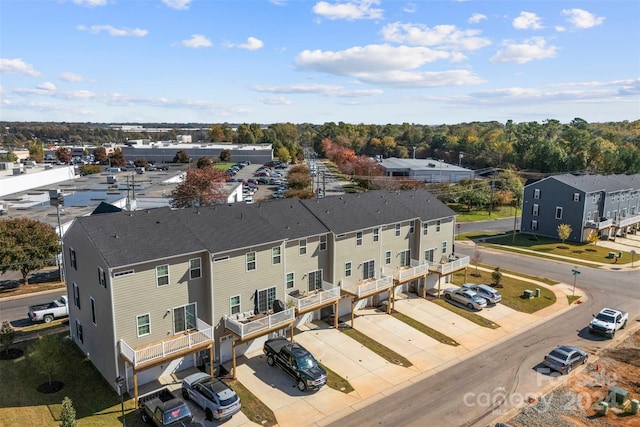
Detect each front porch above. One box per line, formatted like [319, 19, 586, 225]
[119, 318, 214, 407]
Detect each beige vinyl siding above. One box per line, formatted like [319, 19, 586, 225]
[284, 236, 332, 292]
[63, 223, 118, 386]
[334, 230, 382, 283]
[419, 217, 455, 262]
[211, 243, 286, 329]
[380, 224, 414, 268]
[113, 253, 209, 348]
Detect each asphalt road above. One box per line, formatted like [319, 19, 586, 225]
[0, 288, 65, 326]
[329, 242, 640, 427]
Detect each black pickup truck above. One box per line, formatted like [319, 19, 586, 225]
[138, 387, 193, 426]
[263, 337, 327, 391]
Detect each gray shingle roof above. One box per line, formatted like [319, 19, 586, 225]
[70, 190, 455, 268]
[551, 174, 640, 193]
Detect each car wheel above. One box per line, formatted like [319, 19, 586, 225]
[467, 303, 474, 310]
[141, 411, 150, 423]
[267, 355, 275, 366]
[182, 388, 189, 400]
[43, 315, 54, 323]
[206, 409, 214, 422]
[444, 294, 451, 300]
[297, 379, 307, 392]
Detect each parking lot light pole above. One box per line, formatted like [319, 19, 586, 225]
[116, 376, 126, 426]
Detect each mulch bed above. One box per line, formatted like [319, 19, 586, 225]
[0, 348, 24, 360]
[37, 381, 64, 394]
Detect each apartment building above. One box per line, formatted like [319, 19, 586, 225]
[521, 174, 640, 242]
[63, 189, 468, 402]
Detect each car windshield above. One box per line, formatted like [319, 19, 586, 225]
[296, 355, 318, 370]
[595, 313, 615, 323]
[163, 405, 191, 424]
[548, 350, 569, 362]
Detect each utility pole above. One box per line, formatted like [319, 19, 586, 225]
[49, 190, 65, 282]
[512, 192, 521, 244]
[489, 176, 495, 216]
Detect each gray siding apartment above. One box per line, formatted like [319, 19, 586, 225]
[521, 174, 640, 242]
[63, 189, 468, 402]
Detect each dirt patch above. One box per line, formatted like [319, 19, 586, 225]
[510, 330, 640, 427]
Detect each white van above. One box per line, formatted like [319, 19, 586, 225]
[106, 167, 121, 173]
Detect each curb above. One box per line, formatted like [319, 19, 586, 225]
[490, 321, 640, 426]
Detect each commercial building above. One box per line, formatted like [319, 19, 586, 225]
[379, 158, 474, 183]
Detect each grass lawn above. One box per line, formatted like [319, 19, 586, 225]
[451, 269, 556, 314]
[340, 327, 413, 368]
[320, 363, 355, 394]
[480, 233, 633, 264]
[448, 204, 515, 222]
[226, 379, 277, 426]
[390, 311, 459, 346]
[429, 299, 500, 329]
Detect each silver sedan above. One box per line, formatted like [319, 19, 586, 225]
[443, 287, 488, 310]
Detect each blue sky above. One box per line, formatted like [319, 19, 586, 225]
[1, 0, 638, 125]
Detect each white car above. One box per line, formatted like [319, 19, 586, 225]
[461, 283, 502, 304]
[182, 372, 241, 421]
[443, 287, 488, 310]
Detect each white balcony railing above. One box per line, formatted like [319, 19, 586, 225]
[120, 318, 213, 367]
[382, 259, 429, 283]
[224, 308, 294, 339]
[584, 219, 614, 229]
[285, 281, 340, 312]
[341, 274, 393, 298]
[614, 213, 640, 228]
[429, 255, 470, 275]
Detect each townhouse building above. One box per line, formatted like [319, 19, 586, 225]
[521, 174, 640, 242]
[62, 189, 469, 403]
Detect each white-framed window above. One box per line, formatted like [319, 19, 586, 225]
[532, 204, 539, 216]
[90, 297, 96, 325]
[299, 239, 307, 255]
[73, 282, 80, 309]
[156, 265, 169, 287]
[189, 258, 201, 280]
[246, 252, 256, 271]
[409, 222, 414, 234]
[230, 296, 240, 315]
[69, 248, 77, 270]
[174, 303, 196, 334]
[98, 267, 106, 288]
[257, 286, 276, 313]
[308, 270, 323, 291]
[385, 250, 391, 264]
[75, 320, 83, 343]
[272, 247, 281, 265]
[586, 212, 591, 221]
[555, 207, 563, 219]
[399, 250, 410, 267]
[592, 194, 597, 203]
[286, 272, 294, 289]
[534, 189, 540, 199]
[137, 313, 150, 337]
[531, 220, 538, 230]
[436, 220, 441, 232]
[363, 260, 375, 280]
[425, 249, 435, 263]
[320, 235, 327, 251]
[442, 241, 447, 254]
[356, 231, 363, 246]
[373, 228, 379, 242]
[395, 224, 401, 237]
[573, 193, 580, 202]
[345, 262, 352, 277]
[422, 223, 428, 236]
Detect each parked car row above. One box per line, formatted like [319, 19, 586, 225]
[443, 283, 503, 311]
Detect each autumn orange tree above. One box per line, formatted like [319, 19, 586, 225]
[170, 167, 227, 208]
[0, 218, 60, 286]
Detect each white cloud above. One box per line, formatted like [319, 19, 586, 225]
[354, 69, 485, 88]
[269, 0, 286, 5]
[490, 37, 558, 64]
[513, 11, 543, 30]
[259, 96, 292, 105]
[0, 58, 41, 76]
[313, 0, 383, 21]
[60, 72, 87, 82]
[162, 0, 191, 10]
[77, 25, 148, 37]
[403, 3, 416, 14]
[555, 26, 566, 32]
[182, 34, 212, 48]
[468, 13, 487, 24]
[37, 82, 57, 91]
[252, 83, 344, 94]
[562, 8, 605, 29]
[381, 22, 491, 51]
[72, 0, 107, 7]
[238, 37, 264, 51]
